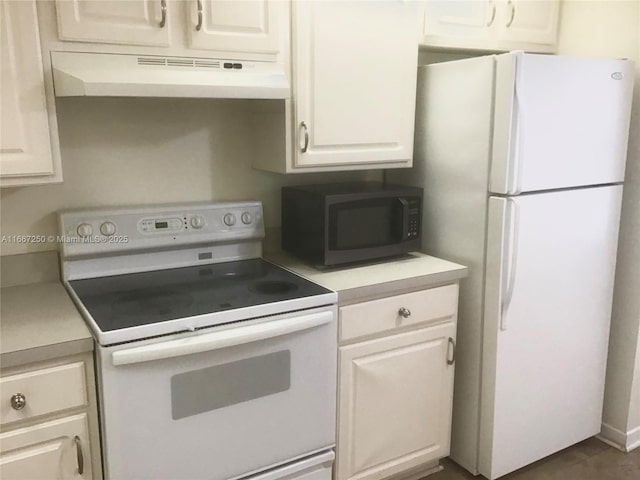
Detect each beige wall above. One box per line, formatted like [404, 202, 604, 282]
[0, 97, 379, 257]
[558, 0, 640, 450]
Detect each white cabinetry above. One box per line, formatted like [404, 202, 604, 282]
[253, 1, 420, 173]
[421, 0, 559, 53]
[186, 0, 281, 57]
[0, 353, 101, 480]
[336, 284, 459, 480]
[53, 0, 284, 61]
[55, 0, 171, 47]
[0, 0, 61, 187]
[292, 1, 418, 168]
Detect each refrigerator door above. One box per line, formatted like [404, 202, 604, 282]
[479, 185, 623, 479]
[490, 53, 634, 194]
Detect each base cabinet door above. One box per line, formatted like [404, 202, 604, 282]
[336, 323, 456, 480]
[0, 414, 93, 480]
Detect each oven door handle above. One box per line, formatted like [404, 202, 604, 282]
[111, 311, 333, 366]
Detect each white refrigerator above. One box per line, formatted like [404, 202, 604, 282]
[390, 52, 635, 479]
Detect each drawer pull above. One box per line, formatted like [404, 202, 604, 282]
[10, 393, 26, 410]
[74, 435, 84, 475]
[159, 0, 167, 28]
[447, 337, 456, 366]
[398, 307, 411, 318]
[196, 0, 203, 31]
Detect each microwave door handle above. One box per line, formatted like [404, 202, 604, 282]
[398, 197, 409, 240]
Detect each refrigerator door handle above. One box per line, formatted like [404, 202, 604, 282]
[500, 198, 520, 331]
[509, 54, 524, 195]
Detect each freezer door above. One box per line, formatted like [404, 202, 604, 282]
[479, 186, 623, 479]
[490, 53, 634, 194]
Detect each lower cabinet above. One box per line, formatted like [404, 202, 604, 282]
[0, 353, 101, 480]
[0, 414, 91, 480]
[336, 285, 459, 480]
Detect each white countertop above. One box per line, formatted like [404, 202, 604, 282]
[0, 282, 93, 369]
[266, 251, 468, 304]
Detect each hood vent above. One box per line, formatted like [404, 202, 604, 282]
[51, 51, 290, 100]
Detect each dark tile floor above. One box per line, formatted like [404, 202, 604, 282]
[428, 438, 640, 480]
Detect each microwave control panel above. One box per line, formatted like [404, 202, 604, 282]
[407, 197, 421, 239]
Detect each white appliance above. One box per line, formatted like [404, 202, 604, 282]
[58, 202, 337, 480]
[51, 51, 290, 99]
[390, 52, 635, 479]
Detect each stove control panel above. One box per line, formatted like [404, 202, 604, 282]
[58, 202, 265, 259]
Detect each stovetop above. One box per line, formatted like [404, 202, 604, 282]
[59, 201, 336, 346]
[68, 259, 334, 342]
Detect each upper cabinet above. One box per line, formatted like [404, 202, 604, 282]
[421, 0, 559, 53]
[292, 1, 419, 169]
[186, 0, 282, 57]
[253, 1, 420, 173]
[495, 0, 559, 47]
[55, 0, 171, 47]
[0, 0, 62, 187]
[52, 0, 284, 61]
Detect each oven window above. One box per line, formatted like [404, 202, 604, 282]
[170, 350, 290, 420]
[329, 199, 402, 250]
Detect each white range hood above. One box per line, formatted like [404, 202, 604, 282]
[51, 51, 290, 99]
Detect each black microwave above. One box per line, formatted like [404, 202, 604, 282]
[281, 182, 422, 266]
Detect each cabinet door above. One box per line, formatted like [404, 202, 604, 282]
[186, 0, 281, 57]
[292, 1, 419, 168]
[0, 414, 92, 480]
[55, 0, 171, 47]
[496, 0, 559, 47]
[0, 0, 55, 180]
[422, 0, 494, 48]
[336, 323, 456, 480]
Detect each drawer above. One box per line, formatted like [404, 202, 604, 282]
[339, 284, 458, 342]
[0, 362, 87, 426]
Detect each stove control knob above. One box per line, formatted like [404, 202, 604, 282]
[100, 222, 116, 236]
[223, 213, 236, 227]
[241, 212, 252, 225]
[190, 216, 205, 229]
[76, 223, 93, 238]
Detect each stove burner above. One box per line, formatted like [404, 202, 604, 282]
[249, 281, 299, 295]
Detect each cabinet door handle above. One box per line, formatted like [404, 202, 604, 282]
[299, 121, 309, 153]
[196, 0, 203, 31]
[486, 1, 496, 27]
[74, 435, 84, 475]
[159, 0, 167, 28]
[398, 307, 411, 318]
[10, 393, 26, 410]
[447, 337, 456, 366]
[506, 0, 516, 27]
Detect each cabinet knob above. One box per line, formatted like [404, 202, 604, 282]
[10, 393, 26, 410]
[398, 307, 411, 318]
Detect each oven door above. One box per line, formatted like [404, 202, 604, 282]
[97, 306, 337, 480]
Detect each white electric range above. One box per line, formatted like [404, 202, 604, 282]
[59, 201, 337, 480]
